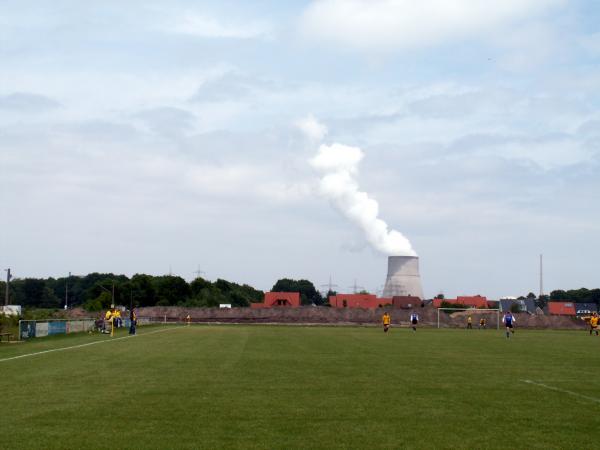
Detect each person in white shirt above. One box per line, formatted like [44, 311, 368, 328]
[409, 312, 419, 332]
[502, 312, 516, 338]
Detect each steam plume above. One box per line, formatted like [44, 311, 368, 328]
[310, 142, 416, 256]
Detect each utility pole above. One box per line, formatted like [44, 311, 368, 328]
[193, 266, 205, 279]
[320, 275, 338, 296]
[539, 254, 544, 298]
[4, 268, 11, 306]
[349, 279, 365, 294]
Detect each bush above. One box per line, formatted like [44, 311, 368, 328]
[510, 303, 522, 313]
[440, 302, 468, 311]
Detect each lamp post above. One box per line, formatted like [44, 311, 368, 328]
[65, 271, 71, 310]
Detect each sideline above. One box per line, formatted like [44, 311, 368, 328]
[521, 379, 600, 404]
[0, 326, 182, 363]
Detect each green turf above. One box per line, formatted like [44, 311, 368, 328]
[1, 325, 600, 449]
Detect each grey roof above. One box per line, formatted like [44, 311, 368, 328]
[499, 299, 536, 314]
[575, 303, 598, 314]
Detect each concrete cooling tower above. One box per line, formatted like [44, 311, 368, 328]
[382, 256, 424, 299]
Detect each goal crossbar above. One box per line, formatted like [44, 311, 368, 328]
[436, 308, 500, 330]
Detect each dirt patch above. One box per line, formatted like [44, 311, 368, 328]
[134, 305, 586, 329]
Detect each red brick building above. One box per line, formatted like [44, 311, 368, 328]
[392, 296, 422, 309]
[547, 302, 576, 316]
[328, 294, 392, 308]
[251, 292, 301, 309]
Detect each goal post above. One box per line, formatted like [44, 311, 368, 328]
[436, 308, 500, 330]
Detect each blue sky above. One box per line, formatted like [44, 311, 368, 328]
[1, 0, 599, 298]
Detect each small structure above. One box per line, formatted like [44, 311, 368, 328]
[1, 305, 21, 316]
[250, 292, 301, 309]
[328, 294, 392, 308]
[547, 302, 576, 316]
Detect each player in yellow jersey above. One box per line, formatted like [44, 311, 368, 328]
[186, 314, 191, 326]
[467, 315, 473, 329]
[382, 312, 391, 333]
[589, 312, 599, 336]
[103, 309, 112, 334]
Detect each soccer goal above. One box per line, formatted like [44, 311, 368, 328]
[436, 308, 500, 330]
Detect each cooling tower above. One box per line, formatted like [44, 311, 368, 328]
[382, 256, 424, 299]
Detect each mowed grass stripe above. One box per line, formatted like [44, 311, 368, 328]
[2, 326, 600, 449]
[0, 326, 183, 363]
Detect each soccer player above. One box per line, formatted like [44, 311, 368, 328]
[467, 315, 473, 329]
[103, 309, 113, 334]
[186, 314, 191, 326]
[409, 311, 419, 332]
[589, 312, 599, 336]
[479, 317, 487, 329]
[503, 311, 516, 338]
[382, 312, 391, 333]
[129, 308, 137, 335]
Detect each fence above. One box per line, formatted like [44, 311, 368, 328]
[18, 317, 156, 340]
[19, 319, 97, 340]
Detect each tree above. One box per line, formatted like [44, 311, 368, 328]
[434, 293, 445, 299]
[154, 276, 190, 306]
[526, 292, 536, 299]
[510, 303, 522, 313]
[550, 290, 568, 301]
[535, 295, 549, 309]
[271, 278, 323, 305]
[130, 274, 157, 307]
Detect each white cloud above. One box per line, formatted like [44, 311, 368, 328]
[295, 115, 328, 142]
[168, 12, 271, 39]
[299, 0, 564, 52]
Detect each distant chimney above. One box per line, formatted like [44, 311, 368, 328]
[382, 256, 424, 300]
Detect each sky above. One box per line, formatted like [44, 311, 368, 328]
[1, 0, 599, 298]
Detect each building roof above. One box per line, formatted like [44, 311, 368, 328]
[433, 296, 490, 309]
[499, 299, 536, 314]
[574, 303, 598, 314]
[328, 294, 392, 308]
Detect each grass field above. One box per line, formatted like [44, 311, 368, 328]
[1, 325, 600, 449]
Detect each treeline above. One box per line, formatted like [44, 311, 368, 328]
[546, 288, 600, 304]
[0, 274, 264, 311]
[0, 274, 330, 311]
[513, 289, 600, 305]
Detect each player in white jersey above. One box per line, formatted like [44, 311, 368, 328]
[409, 312, 419, 332]
[502, 312, 516, 338]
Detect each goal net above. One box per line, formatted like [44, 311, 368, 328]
[436, 308, 500, 330]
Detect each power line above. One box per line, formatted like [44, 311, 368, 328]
[320, 275, 338, 293]
[348, 279, 365, 294]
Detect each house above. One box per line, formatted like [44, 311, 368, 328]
[250, 292, 301, 309]
[574, 303, 598, 316]
[433, 295, 490, 309]
[499, 299, 536, 314]
[547, 302, 576, 316]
